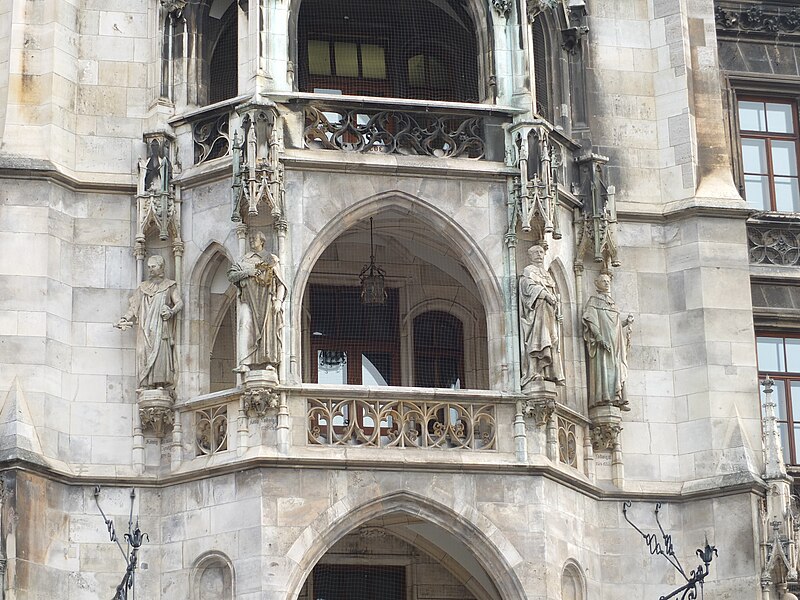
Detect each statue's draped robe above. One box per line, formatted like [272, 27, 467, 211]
[582, 293, 627, 406]
[228, 252, 285, 368]
[124, 278, 179, 388]
[519, 265, 564, 387]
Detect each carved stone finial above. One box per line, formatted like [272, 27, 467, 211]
[232, 102, 284, 223]
[508, 124, 561, 245]
[574, 153, 619, 271]
[762, 376, 788, 481]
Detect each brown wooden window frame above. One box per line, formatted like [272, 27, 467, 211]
[737, 95, 800, 212]
[756, 332, 800, 466]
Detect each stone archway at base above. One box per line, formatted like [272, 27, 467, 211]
[284, 491, 526, 600]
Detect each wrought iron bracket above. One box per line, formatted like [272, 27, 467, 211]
[94, 486, 149, 600]
[622, 501, 718, 600]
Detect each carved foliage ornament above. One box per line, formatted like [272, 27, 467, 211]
[716, 5, 800, 36]
[522, 398, 556, 427]
[242, 386, 279, 419]
[590, 422, 621, 452]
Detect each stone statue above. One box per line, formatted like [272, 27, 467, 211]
[115, 255, 183, 390]
[519, 244, 565, 389]
[227, 231, 286, 373]
[582, 273, 633, 410]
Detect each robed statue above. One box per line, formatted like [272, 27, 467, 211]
[582, 273, 633, 410]
[519, 244, 565, 389]
[115, 255, 183, 390]
[227, 231, 286, 373]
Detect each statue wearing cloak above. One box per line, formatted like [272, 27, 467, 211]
[227, 233, 286, 371]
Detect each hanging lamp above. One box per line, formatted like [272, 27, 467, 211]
[359, 217, 387, 305]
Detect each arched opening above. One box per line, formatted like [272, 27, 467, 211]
[192, 552, 235, 600]
[532, 17, 552, 120]
[561, 561, 586, 600]
[296, 0, 482, 102]
[208, 2, 238, 104]
[301, 208, 489, 389]
[298, 517, 501, 600]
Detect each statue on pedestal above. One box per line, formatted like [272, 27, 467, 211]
[227, 231, 286, 376]
[582, 273, 633, 410]
[519, 244, 565, 390]
[115, 255, 183, 390]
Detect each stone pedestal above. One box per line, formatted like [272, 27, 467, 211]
[520, 380, 558, 460]
[137, 388, 175, 437]
[589, 404, 623, 486]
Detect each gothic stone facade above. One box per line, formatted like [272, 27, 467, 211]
[0, 0, 790, 598]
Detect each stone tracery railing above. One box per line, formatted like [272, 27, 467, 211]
[748, 222, 800, 266]
[192, 110, 231, 165]
[303, 104, 486, 159]
[307, 396, 497, 450]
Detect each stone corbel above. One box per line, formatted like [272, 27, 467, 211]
[232, 100, 284, 224]
[491, 0, 512, 18]
[160, 0, 187, 16]
[241, 368, 280, 419]
[562, 4, 589, 53]
[242, 386, 279, 419]
[589, 421, 621, 452]
[508, 122, 562, 245]
[138, 389, 175, 437]
[523, 397, 556, 427]
[574, 153, 620, 272]
[527, 0, 564, 23]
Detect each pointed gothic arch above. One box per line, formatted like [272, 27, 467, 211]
[284, 490, 527, 600]
[291, 190, 504, 387]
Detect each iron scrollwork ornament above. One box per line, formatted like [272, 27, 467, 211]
[94, 487, 149, 600]
[623, 501, 718, 599]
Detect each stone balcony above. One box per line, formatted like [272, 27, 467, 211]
[171, 384, 592, 481]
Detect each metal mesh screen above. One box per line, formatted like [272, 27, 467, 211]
[301, 565, 406, 600]
[532, 18, 551, 120]
[297, 0, 480, 102]
[210, 13, 238, 104]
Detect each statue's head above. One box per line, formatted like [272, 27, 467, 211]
[249, 231, 267, 252]
[594, 273, 611, 293]
[527, 244, 546, 265]
[147, 255, 166, 279]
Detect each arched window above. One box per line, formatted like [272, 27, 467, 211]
[532, 17, 552, 121]
[302, 211, 489, 389]
[297, 0, 480, 102]
[413, 311, 464, 388]
[209, 4, 238, 104]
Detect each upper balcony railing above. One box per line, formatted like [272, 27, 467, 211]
[173, 94, 517, 169]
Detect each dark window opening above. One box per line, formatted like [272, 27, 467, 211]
[209, 9, 238, 104]
[532, 18, 551, 120]
[298, 0, 480, 102]
[414, 311, 465, 388]
[311, 564, 406, 600]
[310, 285, 401, 386]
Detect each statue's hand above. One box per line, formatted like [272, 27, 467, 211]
[114, 318, 133, 331]
[160, 307, 173, 320]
